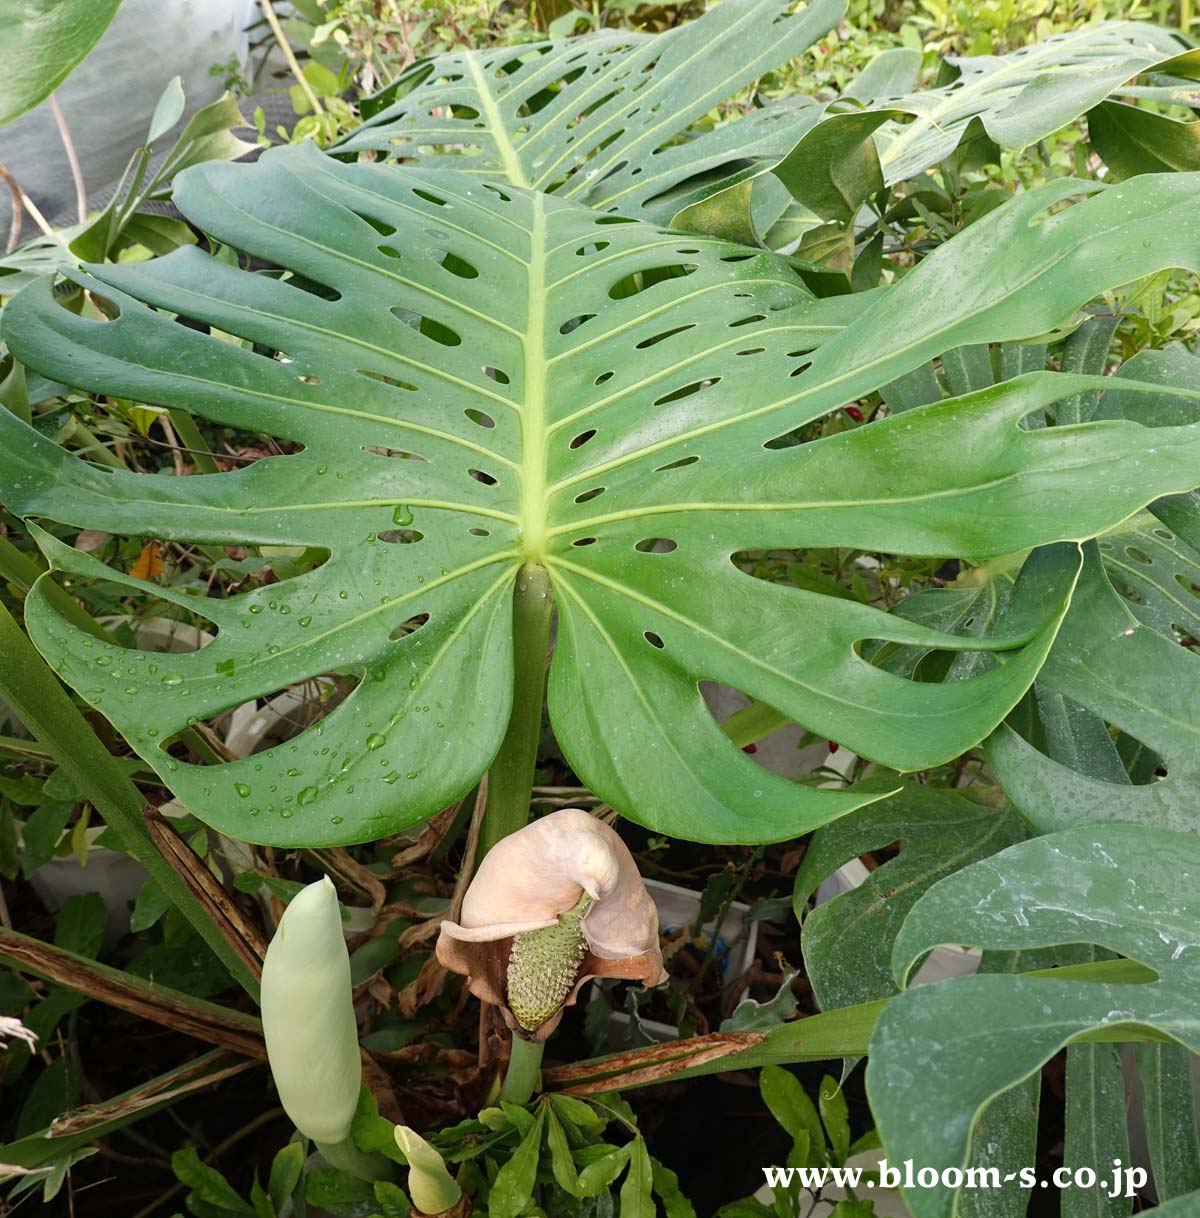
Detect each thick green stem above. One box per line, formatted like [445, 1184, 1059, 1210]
[0, 602, 260, 999]
[477, 563, 553, 859]
[315, 1136, 396, 1182]
[500, 1034, 545, 1106]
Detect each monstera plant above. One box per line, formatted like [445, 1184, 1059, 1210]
[4, 3, 1200, 1215]
[2, 144, 1200, 851]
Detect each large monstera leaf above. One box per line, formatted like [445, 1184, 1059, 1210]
[5, 148, 1200, 847]
[338, 12, 1193, 233]
[336, 0, 844, 226]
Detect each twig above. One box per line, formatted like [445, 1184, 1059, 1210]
[260, 0, 324, 117]
[0, 159, 23, 252]
[143, 807, 269, 979]
[48, 94, 87, 224]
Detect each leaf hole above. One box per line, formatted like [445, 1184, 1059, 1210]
[389, 612, 431, 641]
[432, 250, 480, 279]
[484, 366, 511, 385]
[378, 529, 424, 544]
[362, 445, 429, 462]
[635, 539, 677, 553]
[413, 188, 448, 207]
[569, 429, 597, 449]
[643, 631, 665, 649]
[595, 370, 615, 386]
[465, 408, 495, 429]
[572, 536, 597, 548]
[636, 323, 695, 350]
[469, 468, 498, 486]
[575, 241, 611, 256]
[574, 486, 606, 504]
[468, 527, 490, 537]
[560, 313, 596, 335]
[655, 377, 719, 407]
[356, 368, 418, 392]
[654, 455, 699, 471]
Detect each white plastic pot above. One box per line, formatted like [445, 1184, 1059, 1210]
[592, 876, 758, 1047]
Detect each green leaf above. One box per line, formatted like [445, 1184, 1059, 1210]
[0, 0, 123, 126]
[818, 1076, 850, 1166]
[337, 0, 845, 224]
[373, 1179, 411, 1218]
[171, 1148, 256, 1214]
[1135, 1044, 1200, 1202]
[1062, 1044, 1129, 1218]
[18, 798, 73, 879]
[651, 1157, 695, 1218]
[268, 1141, 305, 1214]
[545, 1105, 579, 1196]
[130, 877, 172, 933]
[489, 1106, 545, 1218]
[7, 154, 1200, 844]
[987, 546, 1200, 834]
[720, 966, 799, 1031]
[866, 823, 1200, 1218]
[793, 782, 1024, 1010]
[761, 1065, 825, 1168]
[0, 801, 17, 880]
[304, 1166, 376, 1213]
[1089, 101, 1200, 180]
[250, 1177, 275, 1218]
[148, 76, 187, 144]
[870, 25, 1194, 185]
[620, 1136, 655, 1218]
[578, 1144, 633, 1198]
[54, 891, 105, 959]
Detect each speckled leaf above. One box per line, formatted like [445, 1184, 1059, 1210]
[867, 823, 1200, 1218]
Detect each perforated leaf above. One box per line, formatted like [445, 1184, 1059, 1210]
[987, 546, 1200, 835]
[5, 149, 1200, 846]
[342, 17, 1196, 235]
[337, 0, 843, 224]
[867, 823, 1200, 1218]
[792, 782, 1024, 1011]
[869, 24, 1193, 185]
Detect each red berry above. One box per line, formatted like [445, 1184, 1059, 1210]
[828, 741, 839, 753]
[844, 405, 864, 422]
[742, 743, 758, 754]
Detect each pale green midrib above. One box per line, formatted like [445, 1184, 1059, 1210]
[466, 54, 530, 189]
[519, 195, 549, 560]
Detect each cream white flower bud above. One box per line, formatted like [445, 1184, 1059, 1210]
[395, 1126, 462, 1215]
[260, 876, 360, 1143]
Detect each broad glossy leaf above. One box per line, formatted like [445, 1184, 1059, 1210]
[0, 0, 122, 126]
[6, 153, 1200, 846]
[337, 0, 844, 224]
[866, 823, 1200, 1218]
[792, 782, 1024, 1010]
